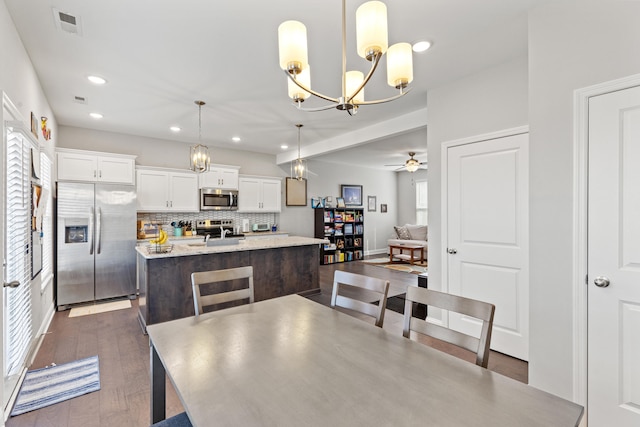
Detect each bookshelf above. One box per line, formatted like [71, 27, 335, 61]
[314, 207, 364, 265]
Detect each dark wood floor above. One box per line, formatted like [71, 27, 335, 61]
[6, 258, 527, 427]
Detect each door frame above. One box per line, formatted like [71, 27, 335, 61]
[439, 125, 529, 328]
[573, 73, 640, 409]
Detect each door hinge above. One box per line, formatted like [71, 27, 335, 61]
[585, 274, 588, 285]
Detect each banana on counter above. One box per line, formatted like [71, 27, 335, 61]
[150, 229, 168, 245]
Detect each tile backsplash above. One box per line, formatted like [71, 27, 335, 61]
[137, 211, 279, 235]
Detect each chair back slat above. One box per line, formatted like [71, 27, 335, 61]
[331, 271, 390, 327]
[402, 286, 495, 368]
[191, 266, 254, 316]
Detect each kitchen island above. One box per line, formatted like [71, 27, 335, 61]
[136, 236, 325, 331]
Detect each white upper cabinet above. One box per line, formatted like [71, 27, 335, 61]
[57, 148, 136, 184]
[136, 167, 199, 212]
[237, 176, 282, 212]
[198, 165, 240, 190]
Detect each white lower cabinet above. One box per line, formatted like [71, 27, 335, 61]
[238, 176, 281, 212]
[136, 167, 198, 212]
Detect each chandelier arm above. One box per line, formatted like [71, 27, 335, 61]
[355, 88, 412, 106]
[284, 70, 339, 103]
[293, 103, 341, 112]
[346, 51, 382, 103]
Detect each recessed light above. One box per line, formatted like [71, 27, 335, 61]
[412, 41, 432, 53]
[232, 136, 241, 142]
[170, 126, 181, 132]
[87, 75, 107, 85]
[89, 112, 103, 119]
[281, 145, 288, 150]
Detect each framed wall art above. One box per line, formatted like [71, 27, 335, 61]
[341, 184, 362, 206]
[381, 204, 388, 213]
[286, 177, 307, 206]
[368, 196, 376, 212]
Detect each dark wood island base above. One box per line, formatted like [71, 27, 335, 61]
[137, 241, 320, 331]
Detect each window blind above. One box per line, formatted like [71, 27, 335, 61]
[40, 152, 53, 288]
[5, 128, 34, 377]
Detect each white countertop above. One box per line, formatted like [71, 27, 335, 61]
[136, 235, 326, 259]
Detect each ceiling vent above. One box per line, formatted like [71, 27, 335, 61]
[53, 8, 83, 36]
[73, 96, 87, 104]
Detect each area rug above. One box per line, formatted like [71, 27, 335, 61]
[11, 355, 101, 416]
[361, 257, 428, 274]
[68, 300, 131, 317]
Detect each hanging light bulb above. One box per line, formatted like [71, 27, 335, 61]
[190, 100, 210, 173]
[291, 124, 308, 181]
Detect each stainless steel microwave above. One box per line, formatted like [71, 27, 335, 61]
[200, 188, 238, 211]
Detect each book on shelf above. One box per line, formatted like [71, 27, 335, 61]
[324, 225, 334, 235]
[324, 210, 334, 222]
[334, 223, 344, 235]
[344, 223, 353, 234]
[334, 212, 343, 222]
[355, 224, 364, 234]
[324, 243, 337, 251]
[344, 211, 355, 222]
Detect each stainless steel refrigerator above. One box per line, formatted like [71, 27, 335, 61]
[56, 182, 137, 310]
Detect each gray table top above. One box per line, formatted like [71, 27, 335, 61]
[148, 295, 583, 427]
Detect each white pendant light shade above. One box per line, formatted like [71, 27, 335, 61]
[356, 1, 388, 60]
[346, 70, 365, 103]
[387, 42, 413, 89]
[278, 20, 309, 74]
[288, 66, 311, 102]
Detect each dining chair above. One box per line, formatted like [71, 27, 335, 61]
[191, 266, 254, 315]
[402, 286, 495, 368]
[150, 411, 192, 427]
[331, 270, 390, 327]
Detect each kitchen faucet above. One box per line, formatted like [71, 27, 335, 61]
[220, 226, 231, 239]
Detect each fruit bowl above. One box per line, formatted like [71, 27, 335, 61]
[147, 243, 173, 254]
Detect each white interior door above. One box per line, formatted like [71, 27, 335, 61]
[446, 132, 529, 361]
[588, 85, 640, 426]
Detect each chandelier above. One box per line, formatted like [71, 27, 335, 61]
[291, 124, 307, 180]
[189, 100, 210, 173]
[278, 0, 413, 115]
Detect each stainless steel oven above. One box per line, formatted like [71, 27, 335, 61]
[200, 188, 238, 211]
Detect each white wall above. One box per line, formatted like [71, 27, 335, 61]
[426, 56, 529, 294]
[1, 0, 58, 338]
[528, 2, 640, 400]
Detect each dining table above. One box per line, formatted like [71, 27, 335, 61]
[148, 294, 584, 426]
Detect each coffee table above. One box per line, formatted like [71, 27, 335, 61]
[389, 243, 424, 265]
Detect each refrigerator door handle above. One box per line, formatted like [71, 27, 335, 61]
[96, 207, 102, 255]
[88, 206, 95, 255]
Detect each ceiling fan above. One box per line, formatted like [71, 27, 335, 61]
[385, 152, 427, 172]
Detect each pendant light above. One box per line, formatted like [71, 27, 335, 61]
[189, 100, 210, 173]
[291, 124, 307, 180]
[278, 0, 414, 115]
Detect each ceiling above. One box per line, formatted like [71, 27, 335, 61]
[5, 0, 543, 171]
